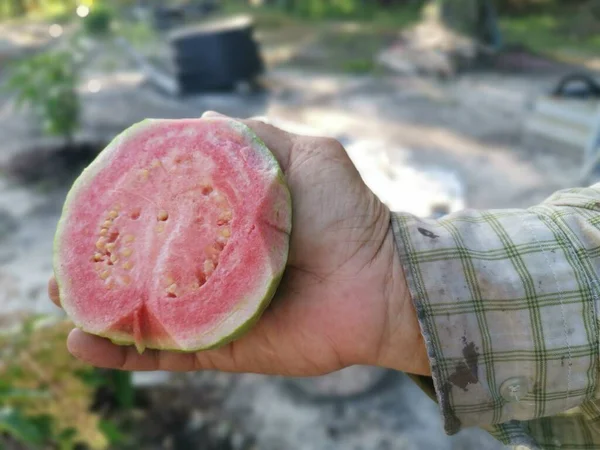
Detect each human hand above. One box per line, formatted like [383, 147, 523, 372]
[48, 113, 430, 376]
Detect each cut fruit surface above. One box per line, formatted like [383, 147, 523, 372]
[53, 118, 291, 352]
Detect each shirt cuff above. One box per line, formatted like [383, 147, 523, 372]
[391, 206, 600, 435]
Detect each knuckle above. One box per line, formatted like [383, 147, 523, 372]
[321, 137, 344, 151]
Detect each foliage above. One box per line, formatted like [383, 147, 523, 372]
[257, 0, 600, 23]
[0, 317, 109, 449]
[225, 0, 421, 30]
[0, 0, 597, 21]
[499, 7, 600, 56]
[266, 0, 375, 19]
[0, 0, 70, 20]
[494, 0, 584, 14]
[5, 48, 80, 143]
[83, 4, 114, 35]
[0, 0, 137, 21]
[114, 19, 158, 55]
[342, 57, 375, 73]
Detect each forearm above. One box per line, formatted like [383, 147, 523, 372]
[372, 225, 430, 377]
[387, 184, 600, 445]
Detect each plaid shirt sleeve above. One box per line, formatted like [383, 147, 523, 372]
[392, 184, 600, 450]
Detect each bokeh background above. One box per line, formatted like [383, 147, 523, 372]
[1, 1, 600, 449]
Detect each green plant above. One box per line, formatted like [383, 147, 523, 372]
[499, 9, 600, 56]
[6, 49, 80, 144]
[115, 20, 158, 54]
[289, 0, 372, 19]
[83, 5, 114, 35]
[0, 317, 109, 449]
[342, 57, 375, 73]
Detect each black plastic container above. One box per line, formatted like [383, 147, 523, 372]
[168, 16, 264, 94]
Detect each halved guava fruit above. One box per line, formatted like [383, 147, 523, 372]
[53, 118, 291, 353]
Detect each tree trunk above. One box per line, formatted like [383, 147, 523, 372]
[424, 0, 501, 49]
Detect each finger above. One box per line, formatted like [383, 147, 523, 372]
[247, 115, 270, 124]
[67, 327, 275, 373]
[202, 111, 295, 171]
[240, 118, 295, 170]
[67, 325, 275, 373]
[48, 277, 61, 308]
[67, 309, 299, 374]
[67, 329, 200, 371]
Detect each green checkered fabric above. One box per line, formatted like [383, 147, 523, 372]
[393, 185, 600, 450]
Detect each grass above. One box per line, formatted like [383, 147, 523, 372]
[10, 1, 598, 75]
[367, 4, 422, 32]
[227, 3, 600, 69]
[342, 58, 376, 74]
[309, 25, 395, 74]
[221, 5, 298, 30]
[217, 3, 420, 74]
[221, 2, 421, 32]
[0, 1, 75, 24]
[114, 20, 157, 50]
[499, 8, 600, 63]
[27, 3, 73, 24]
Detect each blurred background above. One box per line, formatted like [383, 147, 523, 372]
[1, 0, 599, 449]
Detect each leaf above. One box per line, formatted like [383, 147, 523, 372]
[0, 385, 49, 402]
[75, 369, 105, 388]
[114, 371, 134, 409]
[0, 319, 109, 449]
[57, 427, 77, 450]
[0, 407, 44, 446]
[98, 420, 125, 445]
[3, 47, 80, 140]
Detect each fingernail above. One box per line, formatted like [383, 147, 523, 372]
[202, 111, 227, 118]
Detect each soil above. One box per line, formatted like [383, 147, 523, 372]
[1, 141, 106, 188]
[102, 383, 256, 450]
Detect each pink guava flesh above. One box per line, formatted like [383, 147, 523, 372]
[53, 118, 291, 352]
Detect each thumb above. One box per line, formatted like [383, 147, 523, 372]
[202, 111, 295, 171]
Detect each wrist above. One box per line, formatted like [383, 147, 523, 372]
[373, 225, 431, 376]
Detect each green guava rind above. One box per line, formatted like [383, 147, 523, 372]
[104, 267, 284, 352]
[53, 117, 291, 353]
